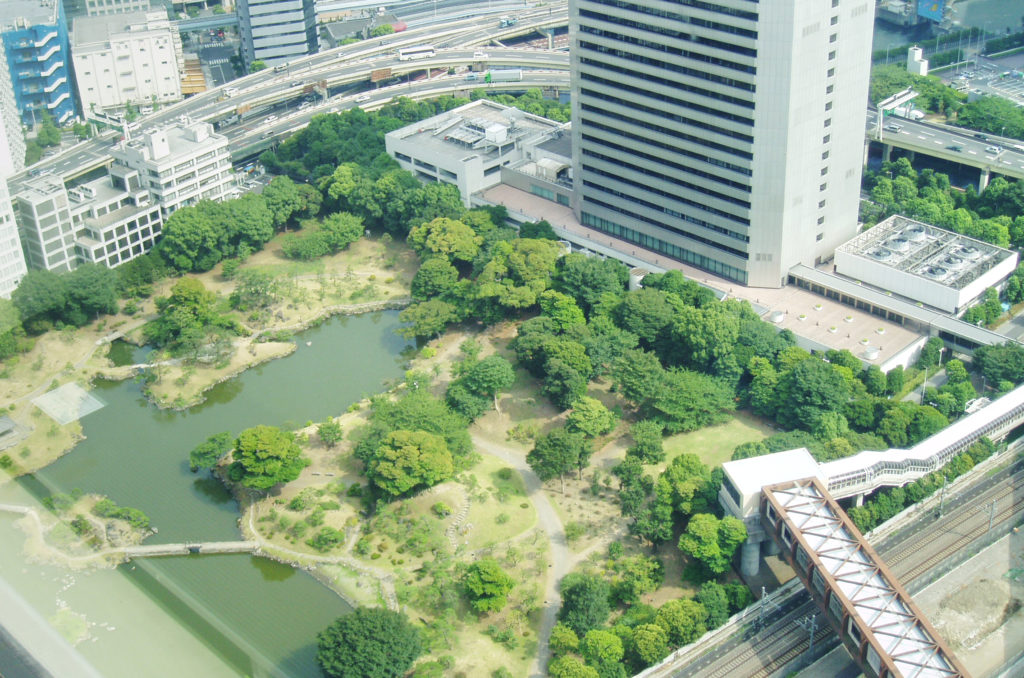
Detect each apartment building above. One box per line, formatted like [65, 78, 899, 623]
[1, 0, 77, 126]
[571, 0, 874, 287]
[110, 119, 234, 217]
[84, 0, 151, 17]
[72, 10, 183, 114]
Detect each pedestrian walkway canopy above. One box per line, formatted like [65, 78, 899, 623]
[761, 477, 969, 678]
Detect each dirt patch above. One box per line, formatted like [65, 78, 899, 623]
[933, 578, 1022, 650]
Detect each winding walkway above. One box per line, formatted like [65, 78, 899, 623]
[470, 433, 570, 678]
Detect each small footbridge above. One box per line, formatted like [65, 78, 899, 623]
[122, 541, 259, 559]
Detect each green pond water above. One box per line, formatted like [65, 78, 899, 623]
[0, 311, 412, 677]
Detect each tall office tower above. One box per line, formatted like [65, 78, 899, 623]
[237, 0, 318, 69]
[571, 0, 874, 287]
[1, 0, 78, 127]
[0, 46, 27, 298]
[0, 47, 26, 174]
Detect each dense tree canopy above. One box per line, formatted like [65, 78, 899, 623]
[316, 607, 422, 678]
[463, 557, 515, 613]
[228, 425, 310, 490]
[558, 573, 611, 636]
[364, 429, 454, 497]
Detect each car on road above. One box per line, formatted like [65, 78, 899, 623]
[354, 94, 370, 103]
[290, 81, 302, 88]
[985, 145, 1002, 154]
[946, 144, 963, 152]
[473, 51, 489, 59]
[974, 133, 988, 141]
[884, 123, 903, 132]
[265, 115, 278, 123]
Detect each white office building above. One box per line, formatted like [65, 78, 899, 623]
[84, 0, 150, 17]
[571, 0, 874, 287]
[14, 169, 162, 273]
[72, 10, 183, 115]
[0, 180, 27, 298]
[111, 119, 234, 217]
[237, 0, 318, 68]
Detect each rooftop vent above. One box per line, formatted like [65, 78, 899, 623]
[941, 255, 966, 269]
[867, 247, 893, 261]
[919, 265, 948, 280]
[904, 225, 927, 242]
[953, 245, 981, 260]
[886, 237, 910, 253]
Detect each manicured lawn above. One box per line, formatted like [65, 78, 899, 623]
[659, 411, 774, 472]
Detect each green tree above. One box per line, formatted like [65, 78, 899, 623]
[317, 418, 344, 448]
[462, 355, 516, 407]
[188, 432, 233, 471]
[627, 420, 665, 464]
[548, 656, 600, 678]
[411, 257, 459, 301]
[397, 299, 459, 339]
[581, 629, 625, 666]
[774, 358, 851, 431]
[527, 428, 591, 492]
[609, 555, 663, 605]
[228, 425, 310, 490]
[612, 348, 664, 409]
[365, 430, 454, 497]
[542, 358, 589, 411]
[861, 365, 887, 396]
[408, 217, 482, 262]
[643, 368, 735, 434]
[558, 573, 611, 636]
[249, 60, 267, 72]
[660, 453, 714, 517]
[677, 514, 747, 576]
[567, 396, 618, 438]
[463, 557, 515, 613]
[973, 342, 1024, 384]
[317, 607, 422, 678]
[614, 288, 680, 346]
[540, 290, 587, 332]
[630, 623, 669, 667]
[370, 23, 395, 37]
[886, 365, 905, 395]
[655, 599, 708, 646]
[261, 175, 305, 229]
[157, 202, 224, 272]
[519, 219, 558, 240]
[696, 582, 730, 629]
[944, 358, 969, 384]
[12, 269, 67, 329]
[554, 253, 629, 316]
[549, 622, 580, 656]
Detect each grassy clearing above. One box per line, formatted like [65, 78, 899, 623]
[659, 411, 774, 473]
[460, 454, 537, 552]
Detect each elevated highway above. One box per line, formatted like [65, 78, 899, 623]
[866, 109, 1024, 185]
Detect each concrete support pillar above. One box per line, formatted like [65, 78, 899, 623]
[980, 167, 991, 192]
[855, 493, 865, 507]
[882, 144, 892, 163]
[863, 141, 871, 168]
[764, 538, 781, 557]
[740, 539, 761, 577]
[543, 28, 554, 50]
[907, 150, 915, 162]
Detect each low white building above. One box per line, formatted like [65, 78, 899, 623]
[72, 10, 182, 115]
[84, 0, 150, 16]
[14, 169, 162, 272]
[111, 120, 234, 217]
[834, 215, 1018, 315]
[385, 100, 567, 207]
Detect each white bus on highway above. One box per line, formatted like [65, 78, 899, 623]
[397, 45, 436, 61]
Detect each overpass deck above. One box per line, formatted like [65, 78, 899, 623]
[761, 477, 969, 678]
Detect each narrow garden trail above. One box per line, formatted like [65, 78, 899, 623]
[469, 433, 569, 678]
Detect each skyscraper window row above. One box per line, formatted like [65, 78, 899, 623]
[580, 87, 753, 141]
[581, 133, 752, 192]
[580, 104, 753, 161]
[672, 0, 759, 22]
[580, 73, 754, 126]
[582, 191, 750, 253]
[578, 7, 757, 57]
[582, 165, 750, 228]
[579, 41, 756, 92]
[583, 147, 753, 207]
[579, 23, 755, 74]
[581, 211, 749, 283]
[579, 57, 754, 108]
[583, 0, 757, 37]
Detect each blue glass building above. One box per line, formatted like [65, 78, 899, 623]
[2, 0, 78, 126]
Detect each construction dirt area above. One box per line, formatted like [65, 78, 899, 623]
[915, 528, 1024, 677]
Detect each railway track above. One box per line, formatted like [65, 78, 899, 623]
[680, 460, 1024, 678]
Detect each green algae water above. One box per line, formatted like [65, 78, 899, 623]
[0, 311, 412, 677]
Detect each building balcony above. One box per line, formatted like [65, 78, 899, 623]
[34, 31, 58, 48]
[40, 60, 64, 77]
[43, 77, 66, 93]
[36, 44, 61, 63]
[46, 92, 70, 109]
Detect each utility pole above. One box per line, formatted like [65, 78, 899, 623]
[938, 474, 947, 517]
[757, 586, 782, 631]
[988, 499, 996, 532]
[794, 614, 818, 664]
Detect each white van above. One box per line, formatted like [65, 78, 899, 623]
[224, 87, 240, 97]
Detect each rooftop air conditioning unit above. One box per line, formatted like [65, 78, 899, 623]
[904, 225, 927, 242]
